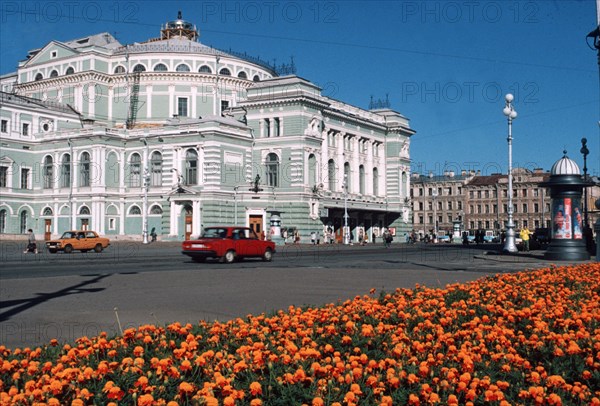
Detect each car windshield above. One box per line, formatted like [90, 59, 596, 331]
[60, 232, 76, 239]
[201, 228, 227, 238]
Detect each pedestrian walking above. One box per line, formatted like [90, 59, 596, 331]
[311, 231, 316, 245]
[24, 228, 38, 254]
[519, 227, 532, 252]
[383, 228, 392, 248]
[150, 227, 157, 242]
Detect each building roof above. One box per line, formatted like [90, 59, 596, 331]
[467, 175, 507, 186]
[411, 173, 473, 184]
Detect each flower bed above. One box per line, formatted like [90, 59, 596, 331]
[1, 264, 599, 405]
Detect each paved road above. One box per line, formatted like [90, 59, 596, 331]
[0, 241, 589, 349]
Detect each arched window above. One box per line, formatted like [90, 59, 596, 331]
[265, 153, 279, 187]
[50, 70, 58, 78]
[219, 68, 231, 76]
[61, 154, 71, 188]
[43, 207, 53, 216]
[359, 165, 365, 195]
[43, 155, 54, 189]
[129, 206, 141, 215]
[237, 71, 248, 79]
[133, 64, 146, 72]
[175, 64, 190, 72]
[80, 152, 91, 187]
[150, 151, 163, 186]
[79, 206, 90, 215]
[344, 162, 351, 193]
[20, 210, 27, 233]
[373, 168, 379, 196]
[253, 75, 260, 82]
[129, 153, 141, 187]
[328, 159, 336, 191]
[185, 149, 198, 185]
[308, 154, 317, 186]
[154, 63, 168, 72]
[114, 65, 126, 74]
[150, 205, 163, 214]
[199, 65, 212, 73]
[35, 73, 43, 81]
[65, 67, 75, 75]
[0, 209, 6, 233]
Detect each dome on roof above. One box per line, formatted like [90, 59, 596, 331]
[161, 11, 198, 41]
[550, 151, 580, 176]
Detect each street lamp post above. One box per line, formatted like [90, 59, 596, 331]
[580, 137, 589, 227]
[432, 189, 438, 238]
[343, 174, 350, 245]
[502, 93, 518, 253]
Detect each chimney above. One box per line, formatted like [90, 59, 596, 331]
[461, 170, 466, 176]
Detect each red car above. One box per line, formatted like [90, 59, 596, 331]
[182, 226, 276, 263]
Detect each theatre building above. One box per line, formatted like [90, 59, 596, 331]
[0, 13, 415, 243]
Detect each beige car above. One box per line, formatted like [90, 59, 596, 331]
[46, 230, 110, 253]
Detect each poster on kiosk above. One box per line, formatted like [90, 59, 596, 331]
[553, 198, 572, 239]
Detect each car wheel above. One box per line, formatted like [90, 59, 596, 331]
[192, 257, 206, 263]
[222, 250, 236, 264]
[49, 249, 57, 254]
[81, 250, 88, 253]
[262, 248, 273, 262]
[94, 244, 103, 253]
[64, 245, 73, 254]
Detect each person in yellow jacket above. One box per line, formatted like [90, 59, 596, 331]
[519, 227, 533, 252]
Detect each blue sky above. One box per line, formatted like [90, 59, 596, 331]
[1, 0, 598, 176]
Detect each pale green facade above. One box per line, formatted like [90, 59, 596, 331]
[0, 15, 415, 244]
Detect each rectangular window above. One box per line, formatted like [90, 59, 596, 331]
[447, 214, 452, 223]
[457, 202, 462, 210]
[522, 189, 528, 197]
[0, 166, 7, 187]
[448, 201, 452, 210]
[22, 123, 29, 136]
[419, 202, 423, 210]
[533, 189, 539, 197]
[477, 190, 482, 198]
[493, 204, 498, 214]
[534, 203, 539, 213]
[419, 188, 423, 196]
[0, 119, 7, 133]
[522, 203, 528, 213]
[177, 97, 188, 117]
[21, 168, 29, 189]
[221, 100, 229, 114]
[419, 215, 423, 224]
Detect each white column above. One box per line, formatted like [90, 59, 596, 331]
[378, 144, 385, 196]
[170, 201, 178, 236]
[146, 85, 153, 119]
[192, 200, 201, 237]
[53, 202, 59, 235]
[191, 86, 197, 118]
[119, 201, 125, 235]
[119, 150, 126, 189]
[336, 132, 344, 192]
[108, 87, 113, 121]
[87, 83, 96, 118]
[352, 137, 359, 193]
[168, 85, 175, 118]
[320, 129, 328, 188]
[366, 140, 374, 195]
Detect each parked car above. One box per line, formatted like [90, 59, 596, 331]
[46, 230, 110, 253]
[182, 226, 276, 263]
[437, 235, 451, 243]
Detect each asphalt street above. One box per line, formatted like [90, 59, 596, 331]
[0, 240, 593, 349]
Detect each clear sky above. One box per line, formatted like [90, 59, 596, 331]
[1, 0, 598, 177]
